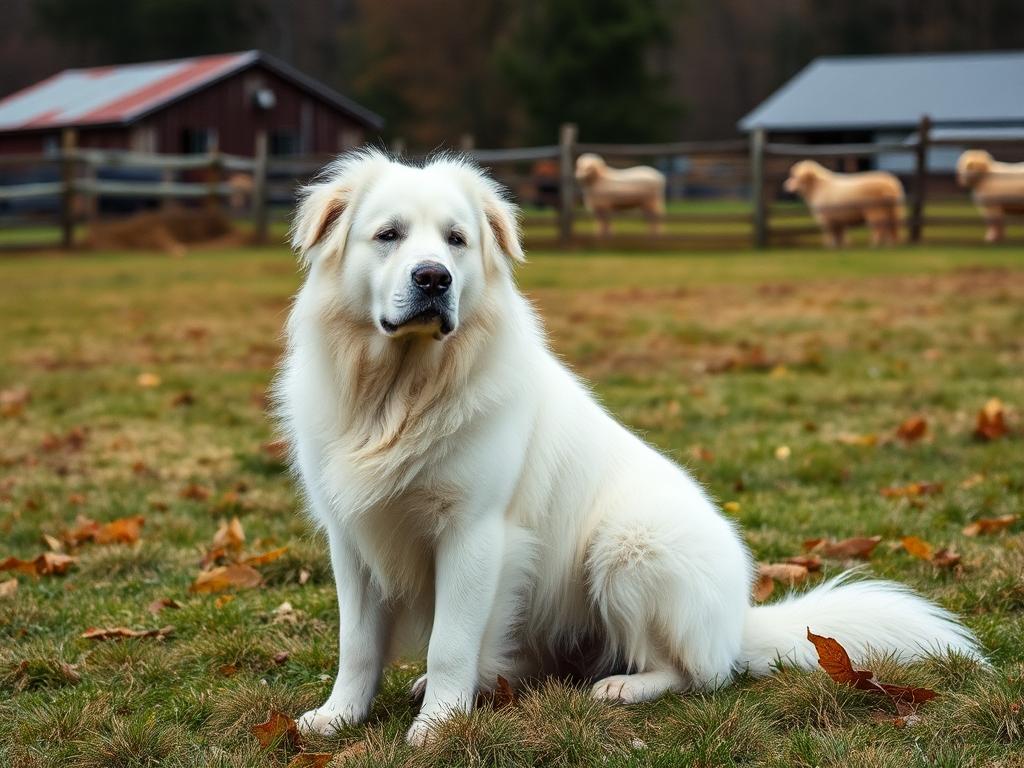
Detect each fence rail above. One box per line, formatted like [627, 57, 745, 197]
[1, 116, 1022, 251]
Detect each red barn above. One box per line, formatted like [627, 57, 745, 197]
[0, 50, 383, 156]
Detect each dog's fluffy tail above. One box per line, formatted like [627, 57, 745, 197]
[738, 572, 983, 676]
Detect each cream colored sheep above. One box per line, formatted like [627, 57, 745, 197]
[575, 153, 666, 237]
[784, 159, 904, 247]
[956, 149, 1024, 243]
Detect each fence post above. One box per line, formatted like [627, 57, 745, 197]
[558, 122, 577, 247]
[206, 133, 222, 212]
[910, 114, 931, 244]
[750, 127, 767, 249]
[60, 128, 77, 249]
[251, 129, 269, 244]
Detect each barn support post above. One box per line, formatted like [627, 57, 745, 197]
[750, 127, 767, 249]
[910, 114, 931, 244]
[59, 128, 77, 249]
[558, 122, 578, 247]
[251, 129, 269, 245]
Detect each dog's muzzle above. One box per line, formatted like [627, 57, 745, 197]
[380, 262, 456, 337]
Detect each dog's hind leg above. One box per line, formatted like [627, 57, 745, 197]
[586, 502, 750, 700]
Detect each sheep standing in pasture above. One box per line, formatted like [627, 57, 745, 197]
[575, 153, 666, 238]
[957, 149, 1024, 243]
[784, 159, 904, 247]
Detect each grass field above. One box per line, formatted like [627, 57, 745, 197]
[1, 243, 1022, 767]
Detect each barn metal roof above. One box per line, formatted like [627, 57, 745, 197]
[0, 50, 383, 133]
[739, 51, 1024, 133]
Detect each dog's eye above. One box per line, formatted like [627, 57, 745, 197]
[447, 231, 466, 247]
[375, 228, 400, 243]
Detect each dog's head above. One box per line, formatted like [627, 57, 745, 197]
[291, 149, 523, 341]
[575, 153, 606, 183]
[783, 160, 823, 195]
[956, 150, 992, 187]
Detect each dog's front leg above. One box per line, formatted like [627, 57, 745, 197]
[407, 514, 504, 746]
[298, 521, 388, 735]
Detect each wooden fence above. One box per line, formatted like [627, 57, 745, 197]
[0, 118, 1022, 251]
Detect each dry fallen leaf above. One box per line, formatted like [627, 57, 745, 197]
[760, 562, 809, 586]
[963, 515, 1017, 537]
[0, 578, 17, 598]
[242, 547, 289, 567]
[94, 516, 145, 545]
[880, 482, 943, 498]
[774, 445, 791, 461]
[147, 597, 183, 615]
[896, 416, 928, 443]
[213, 517, 245, 551]
[251, 711, 302, 750]
[179, 483, 211, 501]
[783, 554, 822, 571]
[493, 674, 515, 709]
[931, 548, 962, 570]
[723, 501, 741, 513]
[0, 386, 30, 417]
[288, 754, 334, 768]
[836, 432, 878, 447]
[42, 533, 63, 552]
[752, 572, 775, 602]
[807, 628, 937, 708]
[81, 625, 174, 641]
[900, 536, 934, 561]
[273, 651, 290, 665]
[974, 398, 1008, 441]
[0, 552, 77, 577]
[214, 594, 235, 608]
[190, 563, 262, 594]
[136, 372, 161, 388]
[804, 536, 882, 560]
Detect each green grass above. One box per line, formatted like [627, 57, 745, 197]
[1, 243, 1023, 767]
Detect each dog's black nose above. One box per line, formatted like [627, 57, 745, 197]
[411, 263, 452, 297]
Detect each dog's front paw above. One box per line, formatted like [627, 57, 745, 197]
[405, 714, 439, 747]
[296, 702, 363, 736]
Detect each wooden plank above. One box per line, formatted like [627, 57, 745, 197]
[558, 123, 577, 247]
[576, 139, 747, 156]
[60, 128, 76, 250]
[910, 115, 931, 243]
[750, 128, 767, 249]
[765, 141, 914, 158]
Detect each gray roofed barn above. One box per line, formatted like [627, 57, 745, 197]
[739, 51, 1024, 134]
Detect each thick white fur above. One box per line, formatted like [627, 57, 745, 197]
[276, 149, 981, 746]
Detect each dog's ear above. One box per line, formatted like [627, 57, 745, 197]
[482, 187, 525, 267]
[291, 149, 390, 267]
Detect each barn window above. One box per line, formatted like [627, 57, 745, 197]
[181, 128, 216, 154]
[270, 131, 301, 156]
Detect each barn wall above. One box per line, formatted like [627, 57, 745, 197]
[138, 64, 369, 156]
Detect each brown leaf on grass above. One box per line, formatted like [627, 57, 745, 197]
[213, 517, 245, 551]
[783, 554, 822, 571]
[931, 548, 962, 570]
[752, 572, 775, 602]
[251, 711, 302, 750]
[974, 398, 1009, 441]
[64, 514, 144, 546]
[0, 386, 30, 417]
[214, 594, 235, 608]
[963, 515, 1017, 537]
[900, 536, 934, 561]
[836, 432, 879, 447]
[493, 674, 515, 709]
[42, 533, 63, 552]
[0, 578, 17, 598]
[136, 372, 161, 388]
[147, 597, 183, 615]
[896, 416, 928, 443]
[190, 564, 262, 594]
[760, 562, 809, 586]
[179, 483, 211, 501]
[804, 536, 882, 560]
[880, 482, 943, 498]
[288, 754, 334, 768]
[93, 516, 145, 545]
[807, 629, 937, 708]
[0, 552, 77, 577]
[170, 391, 195, 407]
[242, 547, 288, 567]
[81, 625, 174, 641]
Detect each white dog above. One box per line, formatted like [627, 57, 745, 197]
[276, 149, 980, 746]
